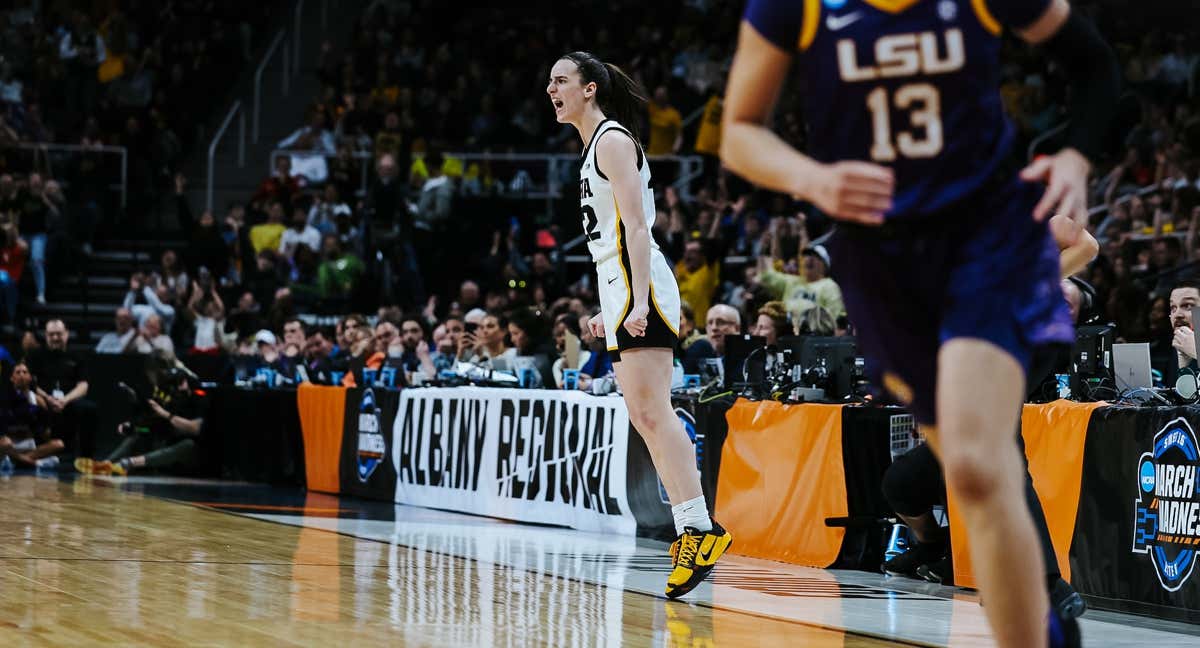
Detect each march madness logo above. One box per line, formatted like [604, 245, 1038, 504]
[356, 388, 387, 482]
[1133, 417, 1200, 592]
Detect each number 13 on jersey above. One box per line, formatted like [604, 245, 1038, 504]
[867, 83, 943, 162]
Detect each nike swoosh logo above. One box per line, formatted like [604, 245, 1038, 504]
[696, 535, 726, 564]
[608, 276, 619, 285]
[826, 12, 862, 31]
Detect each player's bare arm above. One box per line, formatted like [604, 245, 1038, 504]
[596, 133, 651, 338]
[721, 22, 893, 225]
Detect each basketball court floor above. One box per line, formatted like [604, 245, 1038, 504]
[2, 474, 1197, 646]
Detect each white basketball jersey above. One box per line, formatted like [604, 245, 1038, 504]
[579, 120, 657, 264]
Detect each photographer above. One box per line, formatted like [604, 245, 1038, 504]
[78, 369, 205, 476]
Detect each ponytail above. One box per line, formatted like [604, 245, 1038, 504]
[560, 51, 649, 142]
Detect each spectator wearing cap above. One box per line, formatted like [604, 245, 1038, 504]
[757, 234, 845, 331]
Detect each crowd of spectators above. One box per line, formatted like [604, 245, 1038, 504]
[58, 2, 1193, 398]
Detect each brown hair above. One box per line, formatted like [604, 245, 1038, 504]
[558, 51, 648, 141]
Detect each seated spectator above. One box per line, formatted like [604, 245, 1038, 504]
[280, 205, 322, 260]
[459, 312, 512, 366]
[577, 311, 615, 384]
[250, 201, 288, 254]
[751, 301, 793, 347]
[683, 304, 741, 375]
[302, 328, 336, 383]
[551, 313, 585, 388]
[507, 307, 555, 388]
[0, 223, 26, 325]
[431, 316, 464, 373]
[316, 235, 364, 300]
[27, 320, 96, 461]
[78, 369, 205, 476]
[132, 314, 176, 360]
[96, 307, 138, 353]
[123, 273, 177, 332]
[253, 156, 301, 209]
[675, 302, 704, 361]
[308, 184, 352, 236]
[1167, 280, 1200, 381]
[0, 362, 63, 470]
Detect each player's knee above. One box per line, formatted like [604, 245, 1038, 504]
[941, 449, 1002, 505]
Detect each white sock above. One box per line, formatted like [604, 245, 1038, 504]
[671, 495, 712, 536]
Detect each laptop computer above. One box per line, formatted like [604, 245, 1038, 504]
[1113, 342, 1153, 392]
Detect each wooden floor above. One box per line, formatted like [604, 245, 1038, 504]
[0, 476, 896, 646]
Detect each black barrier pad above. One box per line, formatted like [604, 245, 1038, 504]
[1072, 406, 1200, 622]
[832, 407, 897, 572]
[205, 387, 305, 486]
[338, 387, 400, 501]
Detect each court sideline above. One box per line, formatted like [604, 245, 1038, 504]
[0, 475, 1196, 646]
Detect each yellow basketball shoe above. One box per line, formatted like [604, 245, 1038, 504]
[665, 521, 732, 599]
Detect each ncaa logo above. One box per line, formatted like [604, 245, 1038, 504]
[356, 388, 387, 482]
[1132, 417, 1200, 592]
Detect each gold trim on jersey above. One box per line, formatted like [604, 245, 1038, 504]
[649, 284, 680, 337]
[862, 0, 923, 14]
[971, 0, 1002, 36]
[799, 0, 821, 51]
[613, 197, 632, 326]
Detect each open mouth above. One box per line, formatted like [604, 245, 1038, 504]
[552, 99, 564, 111]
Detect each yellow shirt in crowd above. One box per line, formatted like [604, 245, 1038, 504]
[675, 260, 720, 322]
[249, 223, 286, 255]
[646, 102, 682, 156]
[693, 95, 723, 156]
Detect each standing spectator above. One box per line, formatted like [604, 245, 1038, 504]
[693, 87, 723, 188]
[96, 307, 137, 354]
[0, 224, 26, 326]
[26, 319, 96, 461]
[175, 175, 230, 280]
[249, 201, 287, 254]
[279, 206, 321, 260]
[317, 235, 364, 301]
[253, 157, 301, 209]
[0, 362, 63, 471]
[278, 109, 337, 183]
[156, 249, 189, 304]
[123, 273, 177, 332]
[675, 239, 721, 322]
[308, 184, 352, 236]
[225, 291, 265, 341]
[19, 173, 50, 305]
[187, 282, 226, 354]
[646, 86, 682, 156]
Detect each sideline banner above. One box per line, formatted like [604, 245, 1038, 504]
[717, 400, 849, 568]
[948, 400, 1098, 590]
[297, 384, 348, 493]
[338, 387, 402, 501]
[392, 387, 639, 534]
[1070, 406, 1200, 622]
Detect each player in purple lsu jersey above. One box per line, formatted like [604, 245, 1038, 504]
[720, 1, 1117, 647]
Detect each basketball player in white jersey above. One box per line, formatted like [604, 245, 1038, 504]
[548, 51, 732, 598]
